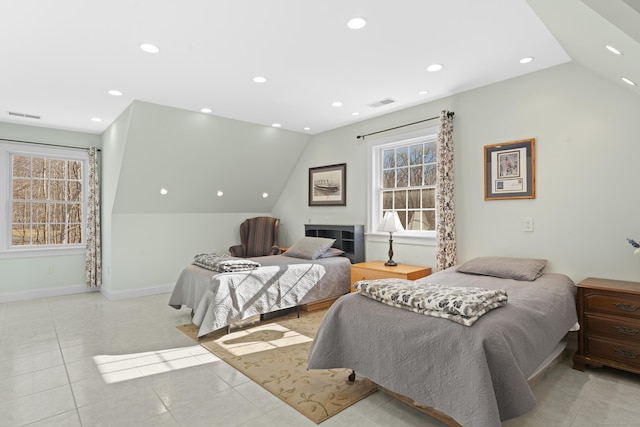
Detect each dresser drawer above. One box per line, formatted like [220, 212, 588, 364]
[584, 291, 640, 320]
[586, 336, 640, 368]
[585, 314, 640, 344]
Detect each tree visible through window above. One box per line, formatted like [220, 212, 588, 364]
[371, 128, 437, 236]
[11, 154, 84, 246]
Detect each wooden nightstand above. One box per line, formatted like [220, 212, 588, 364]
[350, 260, 431, 292]
[573, 277, 640, 374]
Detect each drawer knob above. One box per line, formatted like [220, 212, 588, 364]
[614, 348, 639, 359]
[613, 303, 639, 312]
[614, 326, 640, 336]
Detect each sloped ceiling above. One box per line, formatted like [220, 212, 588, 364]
[112, 101, 310, 214]
[526, 0, 640, 96]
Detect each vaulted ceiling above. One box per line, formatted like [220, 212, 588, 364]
[1, 0, 638, 136]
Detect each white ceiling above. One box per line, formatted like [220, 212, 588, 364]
[0, 0, 637, 136]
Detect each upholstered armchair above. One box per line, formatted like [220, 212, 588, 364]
[229, 216, 280, 258]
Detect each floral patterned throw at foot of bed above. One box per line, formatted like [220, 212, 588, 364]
[193, 253, 261, 273]
[354, 278, 508, 326]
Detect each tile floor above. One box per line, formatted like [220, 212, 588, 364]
[1, 292, 640, 426]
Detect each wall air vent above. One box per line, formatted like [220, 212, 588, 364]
[8, 111, 41, 120]
[368, 97, 396, 108]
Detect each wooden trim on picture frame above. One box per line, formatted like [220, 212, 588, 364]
[309, 163, 346, 206]
[484, 138, 535, 200]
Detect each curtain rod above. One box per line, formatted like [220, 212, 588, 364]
[0, 138, 100, 151]
[356, 111, 454, 140]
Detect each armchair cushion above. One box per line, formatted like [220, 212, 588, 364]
[229, 216, 280, 258]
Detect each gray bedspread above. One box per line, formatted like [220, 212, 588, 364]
[307, 267, 577, 427]
[169, 255, 350, 337]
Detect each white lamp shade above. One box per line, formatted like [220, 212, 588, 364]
[378, 211, 404, 233]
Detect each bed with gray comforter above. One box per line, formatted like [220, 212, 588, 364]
[307, 258, 577, 427]
[170, 254, 351, 337]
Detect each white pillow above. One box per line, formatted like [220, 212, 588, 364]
[283, 236, 336, 260]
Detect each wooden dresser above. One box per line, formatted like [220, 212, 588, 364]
[350, 261, 431, 293]
[573, 277, 640, 374]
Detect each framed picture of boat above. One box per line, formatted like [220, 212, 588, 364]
[309, 163, 346, 206]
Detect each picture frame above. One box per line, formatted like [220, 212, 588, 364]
[309, 163, 346, 206]
[484, 138, 535, 200]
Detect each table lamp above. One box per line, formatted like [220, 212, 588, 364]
[378, 211, 404, 266]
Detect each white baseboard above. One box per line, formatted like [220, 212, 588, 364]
[0, 284, 97, 303]
[99, 283, 175, 301]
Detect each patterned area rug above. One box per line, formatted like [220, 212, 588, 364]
[177, 309, 377, 424]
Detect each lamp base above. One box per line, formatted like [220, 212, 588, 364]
[384, 260, 398, 267]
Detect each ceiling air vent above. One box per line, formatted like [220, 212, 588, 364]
[368, 97, 396, 108]
[8, 111, 41, 120]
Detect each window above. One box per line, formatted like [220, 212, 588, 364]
[1, 142, 88, 256]
[369, 127, 438, 239]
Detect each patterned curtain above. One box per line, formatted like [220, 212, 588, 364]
[85, 147, 102, 287]
[436, 111, 457, 271]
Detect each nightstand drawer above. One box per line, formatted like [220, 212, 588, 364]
[586, 336, 640, 368]
[349, 261, 431, 293]
[585, 291, 640, 320]
[585, 314, 640, 344]
[351, 267, 407, 282]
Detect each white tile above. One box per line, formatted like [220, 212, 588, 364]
[0, 336, 60, 362]
[60, 338, 125, 363]
[0, 348, 64, 380]
[71, 374, 155, 408]
[25, 410, 82, 427]
[77, 388, 168, 427]
[151, 366, 232, 408]
[0, 384, 76, 426]
[169, 387, 262, 427]
[0, 364, 69, 402]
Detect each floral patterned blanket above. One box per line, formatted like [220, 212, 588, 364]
[354, 278, 508, 326]
[193, 253, 260, 273]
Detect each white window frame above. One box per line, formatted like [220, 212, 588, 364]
[367, 127, 438, 245]
[0, 142, 88, 259]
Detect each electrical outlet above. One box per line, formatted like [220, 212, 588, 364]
[523, 217, 534, 232]
[47, 265, 54, 274]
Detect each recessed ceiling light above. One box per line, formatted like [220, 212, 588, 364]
[352, 112, 359, 116]
[347, 17, 367, 30]
[108, 90, 123, 96]
[262, 192, 269, 198]
[253, 76, 267, 83]
[622, 77, 636, 86]
[331, 101, 343, 107]
[418, 90, 430, 95]
[304, 127, 311, 131]
[519, 57, 534, 64]
[426, 63, 443, 72]
[606, 45, 622, 55]
[217, 190, 224, 197]
[91, 117, 103, 122]
[272, 123, 281, 128]
[160, 188, 168, 195]
[140, 43, 159, 53]
[200, 108, 212, 113]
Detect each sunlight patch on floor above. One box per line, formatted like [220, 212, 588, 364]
[93, 345, 219, 384]
[213, 322, 313, 356]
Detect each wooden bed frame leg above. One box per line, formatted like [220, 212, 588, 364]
[348, 370, 356, 382]
[297, 306, 300, 318]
